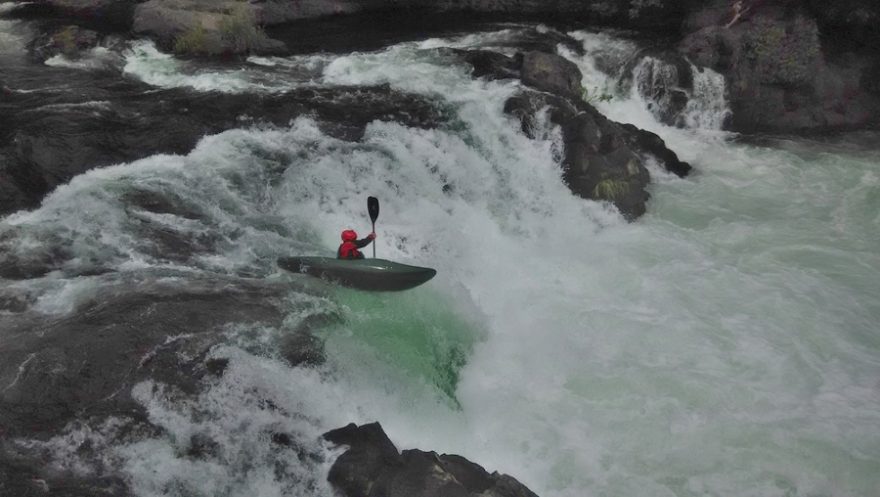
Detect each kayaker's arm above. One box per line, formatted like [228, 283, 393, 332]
[355, 233, 375, 249]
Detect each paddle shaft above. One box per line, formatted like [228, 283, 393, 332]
[368, 196, 380, 258]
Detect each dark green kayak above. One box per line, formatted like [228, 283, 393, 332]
[278, 256, 437, 291]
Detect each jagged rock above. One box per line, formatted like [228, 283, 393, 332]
[620, 124, 691, 177]
[505, 85, 689, 219]
[324, 422, 539, 497]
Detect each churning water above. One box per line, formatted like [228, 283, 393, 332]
[2, 25, 879, 497]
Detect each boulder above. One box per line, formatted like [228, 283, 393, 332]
[448, 49, 523, 82]
[520, 51, 583, 98]
[504, 57, 690, 220]
[133, 0, 287, 55]
[324, 422, 539, 497]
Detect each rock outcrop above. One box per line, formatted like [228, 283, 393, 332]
[133, 0, 286, 55]
[805, 0, 880, 49]
[35, 0, 695, 55]
[10, 0, 878, 131]
[680, 0, 880, 132]
[324, 422, 540, 497]
[456, 48, 691, 220]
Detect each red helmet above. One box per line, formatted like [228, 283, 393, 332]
[341, 230, 357, 241]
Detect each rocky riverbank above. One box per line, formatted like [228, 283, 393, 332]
[8, 0, 875, 133]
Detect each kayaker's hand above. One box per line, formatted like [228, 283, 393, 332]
[369, 232, 376, 240]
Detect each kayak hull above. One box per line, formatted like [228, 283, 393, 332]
[278, 256, 437, 291]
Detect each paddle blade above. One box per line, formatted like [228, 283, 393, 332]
[368, 196, 379, 223]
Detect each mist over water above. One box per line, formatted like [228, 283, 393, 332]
[2, 24, 879, 497]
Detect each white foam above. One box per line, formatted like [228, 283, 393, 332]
[0, 19, 24, 53]
[0, 2, 30, 15]
[122, 40, 328, 92]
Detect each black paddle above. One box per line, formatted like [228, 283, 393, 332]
[368, 196, 379, 258]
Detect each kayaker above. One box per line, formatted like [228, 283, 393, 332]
[337, 229, 376, 260]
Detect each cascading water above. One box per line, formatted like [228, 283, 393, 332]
[2, 24, 879, 497]
[629, 56, 732, 130]
[562, 30, 731, 135]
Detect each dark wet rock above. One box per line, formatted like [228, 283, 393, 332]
[28, 25, 100, 62]
[0, 275, 290, 438]
[0, 166, 29, 216]
[863, 61, 880, 97]
[280, 331, 326, 368]
[448, 49, 522, 82]
[266, 0, 690, 31]
[520, 51, 583, 98]
[132, 217, 222, 263]
[19, 0, 138, 31]
[186, 433, 221, 459]
[680, 1, 880, 132]
[23, 0, 690, 57]
[505, 88, 689, 220]
[133, 0, 691, 47]
[805, 0, 880, 49]
[0, 84, 447, 216]
[271, 432, 294, 447]
[499, 45, 691, 219]
[204, 357, 229, 377]
[325, 422, 400, 497]
[324, 422, 539, 497]
[619, 124, 691, 177]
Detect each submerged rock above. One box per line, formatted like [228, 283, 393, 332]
[324, 422, 540, 497]
[28, 25, 100, 62]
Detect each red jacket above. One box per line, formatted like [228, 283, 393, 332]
[337, 236, 373, 259]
